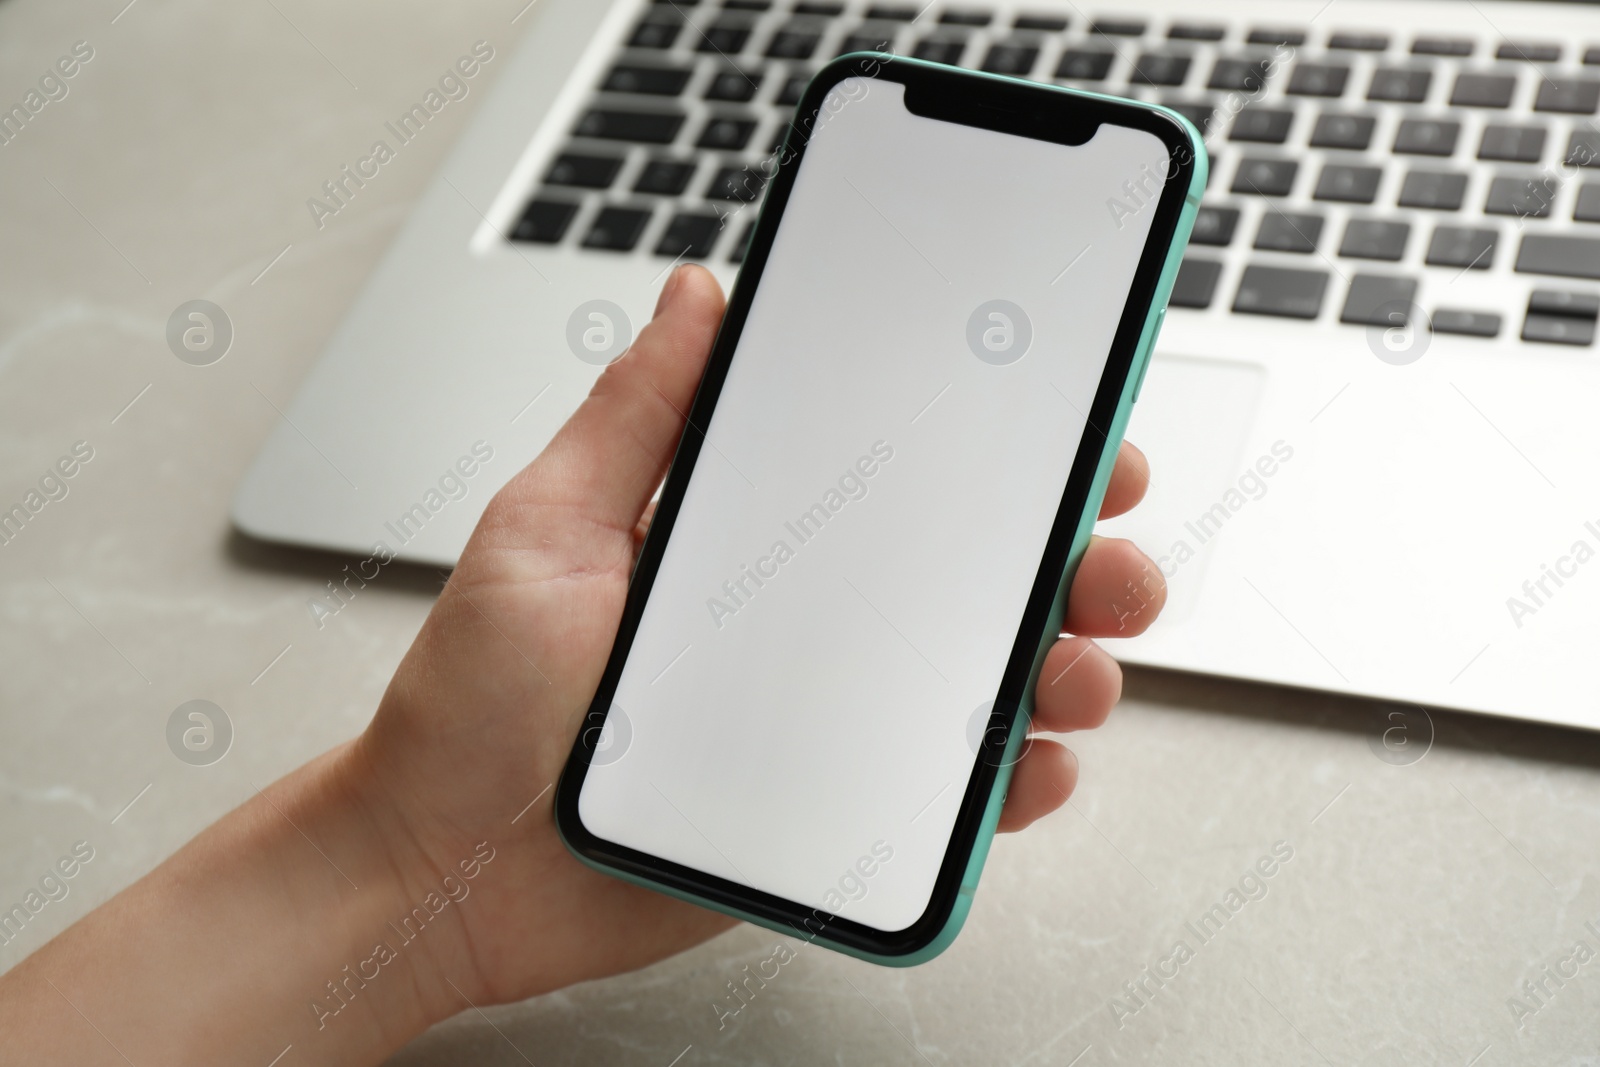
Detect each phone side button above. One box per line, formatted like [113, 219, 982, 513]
[1132, 307, 1165, 403]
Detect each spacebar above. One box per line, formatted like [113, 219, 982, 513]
[1515, 235, 1600, 280]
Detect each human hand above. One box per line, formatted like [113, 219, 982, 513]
[352, 264, 1169, 1014]
[0, 264, 1167, 1066]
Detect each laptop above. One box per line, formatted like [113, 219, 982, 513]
[233, 0, 1600, 731]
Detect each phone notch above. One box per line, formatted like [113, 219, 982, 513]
[900, 71, 1100, 147]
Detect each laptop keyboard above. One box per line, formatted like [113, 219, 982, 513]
[509, 0, 1600, 346]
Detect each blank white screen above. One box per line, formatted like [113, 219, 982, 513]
[579, 78, 1169, 932]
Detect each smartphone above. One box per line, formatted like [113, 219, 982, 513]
[556, 54, 1205, 965]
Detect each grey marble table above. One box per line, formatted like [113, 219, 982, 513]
[3, 2, 1598, 1063]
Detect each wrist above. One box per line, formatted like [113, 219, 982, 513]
[0, 741, 482, 1067]
[216, 742, 466, 1060]
[319, 735, 492, 1035]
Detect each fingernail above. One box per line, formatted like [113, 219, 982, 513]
[654, 265, 686, 317]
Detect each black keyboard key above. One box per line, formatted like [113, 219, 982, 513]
[1339, 219, 1410, 261]
[1340, 273, 1419, 326]
[914, 37, 968, 64]
[1287, 63, 1350, 97]
[1209, 58, 1271, 92]
[1398, 170, 1468, 210]
[1529, 289, 1600, 318]
[575, 108, 686, 144]
[1451, 73, 1516, 108]
[1525, 289, 1600, 345]
[511, 199, 577, 243]
[982, 43, 1040, 74]
[1247, 28, 1306, 46]
[1230, 108, 1293, 143]
[1426, 226, 1497, 269]
[939, 9, 991, 26]
[766, 27, 821, 59]
[1014, 14, 1069, 32]
[1233, 265, 1329, 318]
[1393, 119, 1459, 157]
[794, 2, 843, 13]
[1190, 206, 1240, 246]
[1523, 314, 1595, 345]
[603, 64, 693, 96]
[1478, 175, 1555, 219]
[697, 20, 755, 54]
[1056, 49, 1114, 80]
[777, 72, 811, 106]
[1368, 68, 1431, 103]
[725, 0, 771, 10]
[865, 4, 917, 19]
[1314, 164, 1382, 203]
[1412, 37, 1472, 57]
[1535, 78, 1600, 115]
[837, 27, 897, 56]
[545, 153, 624, 189]
[1433, 309, 1501, 337]
[1516, 235, 1600, 280]
[634, 158, 697, 195]
[1091, 18, 1146, 36]
[656, 213, 723, 258]
[1232, 158, 1299, 196]
[1310, 113, 1375, 150]
[1478, 124, 1547, 163]
[1254, 211, 1324, 253]
[1170, 258, 1223, 308]
[706, 68, 763, 101]
[696, 115, 758, 150]
[728, 220, 755, 263]
[629, 19, 683, 49]
[582, 206, 652, 251]
[1169, 23, 1225, 42]
[1497, 41, 1560, 62]
[1228, 108, 1294, 145]
[1568, 130, 1600, 168]
[1328, 32, 1388, 52]
[706, 165, 767, 201]
[1132, 53, 1191, 86]
[1576, 184, 1600, 222]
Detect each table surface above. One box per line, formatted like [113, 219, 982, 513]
[4, 2, 1600, 1064]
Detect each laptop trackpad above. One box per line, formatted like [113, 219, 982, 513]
[1098, 353, 1266, 626]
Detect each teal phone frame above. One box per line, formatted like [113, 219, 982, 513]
[556, 53, 1208, 966]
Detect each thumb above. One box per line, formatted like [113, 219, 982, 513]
[496, 265, 726, 539]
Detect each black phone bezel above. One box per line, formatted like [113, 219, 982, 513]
[555, 54, 1200, 959]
